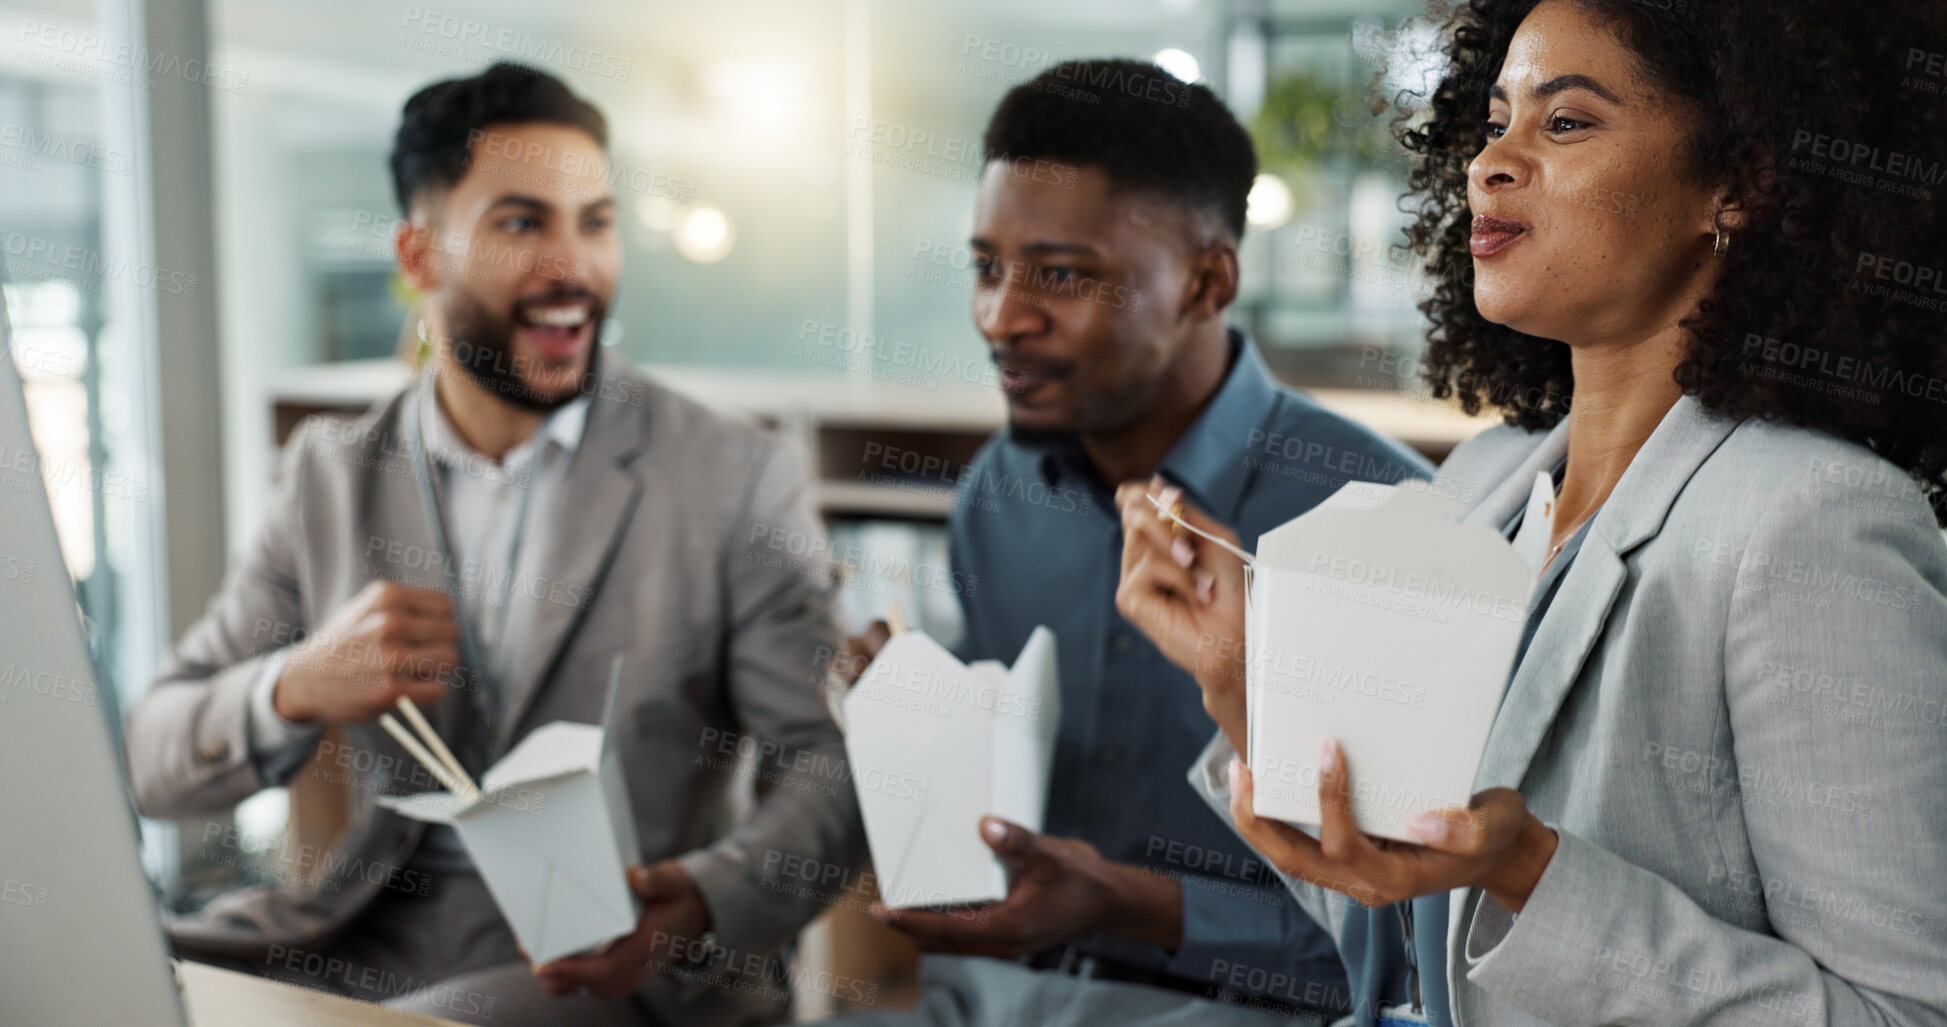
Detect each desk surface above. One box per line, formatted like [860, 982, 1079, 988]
[178, 960, 457, 1026]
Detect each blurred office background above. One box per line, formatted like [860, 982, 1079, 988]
[0, 0, 1456, 1000]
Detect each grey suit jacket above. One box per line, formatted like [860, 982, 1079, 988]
[1192, 396, 1947, 1025]
[125, 358, 861, 1023]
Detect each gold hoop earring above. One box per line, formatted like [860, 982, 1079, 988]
[1713, 226, 1730, 257]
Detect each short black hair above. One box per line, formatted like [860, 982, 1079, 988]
[388, 61, 608, 214]
[982, 58, 1257, 240]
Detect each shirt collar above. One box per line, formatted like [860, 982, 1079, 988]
[417, 370, 591, 481]
[1156, 328, 1282, 523]
[535, 393, 591, 456]
[1035, 328, 1281, 523]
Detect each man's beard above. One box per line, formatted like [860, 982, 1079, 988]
[1003, 420, 1073, 449]
[444, 288, 604, 412]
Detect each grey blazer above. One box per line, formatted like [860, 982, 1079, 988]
[1192, 395, 1947, 1025]
[124, 358, 860, 1023]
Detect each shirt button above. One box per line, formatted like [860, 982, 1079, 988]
[1096, 744, 1123, 767]
[196, 740, 230, 764]
[1111, 633, 1134, 654]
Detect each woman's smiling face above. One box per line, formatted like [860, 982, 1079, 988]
[1468, 0, 1731, 348]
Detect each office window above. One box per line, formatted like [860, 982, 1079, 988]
[1232, 2, 1444, 390]
[0, 66, 127, 705]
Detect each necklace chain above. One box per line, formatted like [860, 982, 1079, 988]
[1549, 509, 1597, 558]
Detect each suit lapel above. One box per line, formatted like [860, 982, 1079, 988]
[495, 382, 647, 749]
[1461, 419, 1570, 531]
[382, 387, 472, 745]
[1473, 396, 1742, 791]
[1474, 538, 1626, 790]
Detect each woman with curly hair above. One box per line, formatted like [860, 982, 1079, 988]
[1116, 0, 1947, 1023]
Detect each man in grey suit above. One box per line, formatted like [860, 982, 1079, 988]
[125, 62, 859, 1027]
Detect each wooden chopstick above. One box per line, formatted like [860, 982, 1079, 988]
[393, 696, 478, 799]
[1145, 492, 1256, 566]
[886, 599, 909, 635]
[378, 713, 477, 801]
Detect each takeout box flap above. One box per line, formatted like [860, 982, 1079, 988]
[480, 722, 602, 793]
[842, 630, 974, 731]
[989, 626, 1059, 830]
[480, 664, 625, 793]
[1255, 481, 1524, 594]
[1004, 626, 1057, 707]
[375, 789, 472, 824]
[597, 655, 625, 763]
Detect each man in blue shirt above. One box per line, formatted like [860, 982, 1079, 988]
[830, 59, 1431, 1026]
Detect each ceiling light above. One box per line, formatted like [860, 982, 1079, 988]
[1247, 173, 1295, 229]
[673, 206, 735, 264]
[1153, 48, 1201, 83]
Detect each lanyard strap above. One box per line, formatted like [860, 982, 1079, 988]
[1398, 902, 1423, 1014]
[407, 374, 542, 769]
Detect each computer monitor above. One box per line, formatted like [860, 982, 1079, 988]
[0, 278, 190, 1026]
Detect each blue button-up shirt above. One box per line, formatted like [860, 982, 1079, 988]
[948, 330, 1433, 1007]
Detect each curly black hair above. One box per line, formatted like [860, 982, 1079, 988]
[389, 61, 608, 215]
[983, 58, 1258, 241]
[1389, 0, 1947, 522]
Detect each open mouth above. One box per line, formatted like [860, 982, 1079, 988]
[515, 300, 595, 360]
[1469, 214, 1530, 259]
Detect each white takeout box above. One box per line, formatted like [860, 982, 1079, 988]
[377, 669, 641, 963]
[843, 627, 1060, 908]
[1246, 481, 1538, 842]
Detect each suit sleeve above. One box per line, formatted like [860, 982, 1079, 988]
[1185, 731, 1357, 945]
[1457, 482, 1947, 1024]
[124, 421, 321, 819]
[677, 435, 865, 956]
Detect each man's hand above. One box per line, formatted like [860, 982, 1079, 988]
[1114, 476, 1251, 755]
[871, 817, 1182, 959]
[829, 620, 892, 689]
[533, 861, 713, 1000]
[272, 581, 461, 725]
